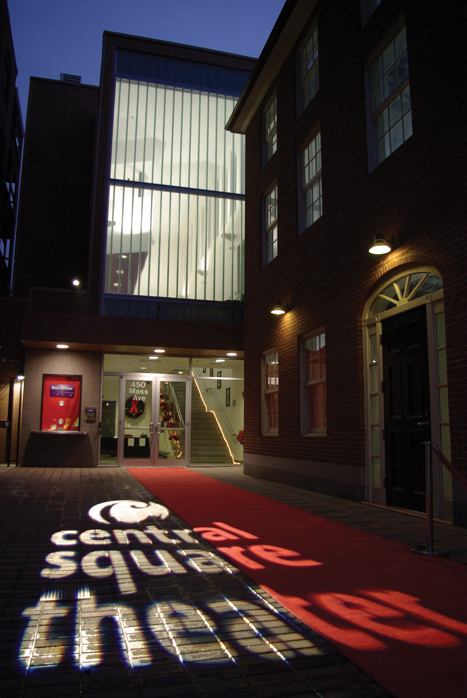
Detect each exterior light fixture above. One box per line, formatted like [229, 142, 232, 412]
[72, 278, 80, 286]
[271, 301, 287, 315]
[56, 344, 69, 349]
[369, 236, 393, 255]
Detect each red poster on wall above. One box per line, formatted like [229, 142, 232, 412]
[41, 375, 81, 431]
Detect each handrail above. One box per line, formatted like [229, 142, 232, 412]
[167, 383, 185, 429]
[192, 369, 236, 436]
[205, 387, 236, 436]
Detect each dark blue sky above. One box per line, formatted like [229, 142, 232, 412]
[9, 0, 285, 120]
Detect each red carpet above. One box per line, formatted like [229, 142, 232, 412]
[128, 467, 467, 698]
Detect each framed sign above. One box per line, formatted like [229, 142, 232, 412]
[225, 387, 230, 407]
[41, 375, 82, 431]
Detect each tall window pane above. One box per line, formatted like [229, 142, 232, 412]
[263, 351, 279, 434]
[303, 332, 326, 433]
[298, 27, 319, 112]
[369, 25, 412, 166]
[301, 131, 322, 231]
[264, 185, 278, 265]
[263, 96, 277, 164]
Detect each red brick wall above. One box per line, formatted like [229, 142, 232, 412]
[243, 0, 467, 474]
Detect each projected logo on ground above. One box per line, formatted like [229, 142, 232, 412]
[88, 500, 169, 524]
[18, 500, 319, 672]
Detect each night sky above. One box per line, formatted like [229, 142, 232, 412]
[9, 0, 285, 122]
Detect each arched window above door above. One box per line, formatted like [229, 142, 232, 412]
[369, 272, 443, 317]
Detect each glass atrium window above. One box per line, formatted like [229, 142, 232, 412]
[106, 73, 247, 303]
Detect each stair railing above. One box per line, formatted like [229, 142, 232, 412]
[192, 369, 236, 436]
[167, 383, 185, 428]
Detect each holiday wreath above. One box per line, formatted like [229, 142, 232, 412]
[125, 396, 145, 419]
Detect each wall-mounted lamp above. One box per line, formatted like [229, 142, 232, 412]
[271, 301, 288, 315]
[16, 374, 25, 381]
[369, 236, 394, 255]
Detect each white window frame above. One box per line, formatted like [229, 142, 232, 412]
[298, 25, 319, 114]
[301, 331, 326, 436]
[263, 350, 279, 435]
[263, 184, 278, 266]
[299, 130, 322, 233]
[366, 22, 412, 170]
[263, 95, 277, 165]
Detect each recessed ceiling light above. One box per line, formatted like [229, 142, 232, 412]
[154, 349, 165, 353]
[149, 356, 158, 360]
[227, 352, 237, 357]
[56, 344, 69, 349]
[215, 359, 225, 363]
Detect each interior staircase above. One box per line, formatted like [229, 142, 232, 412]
[170, 382, 232, 464]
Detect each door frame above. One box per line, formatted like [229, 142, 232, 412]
[363, 268, 452, 521]
[118, 373, 190, 467]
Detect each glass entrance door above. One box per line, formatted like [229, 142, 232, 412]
[119, 373, 189, 466]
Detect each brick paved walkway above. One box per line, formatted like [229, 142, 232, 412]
[0, 466, 393, 698]
[1, 464, 466, 697]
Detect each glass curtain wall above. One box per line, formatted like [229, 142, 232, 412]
[105, 61, 247, 303]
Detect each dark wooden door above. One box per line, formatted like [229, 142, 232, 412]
[382, 306, 431, 511]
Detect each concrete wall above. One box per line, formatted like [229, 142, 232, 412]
[21, 349, 101, 466]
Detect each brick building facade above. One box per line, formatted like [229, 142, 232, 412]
[228, 0, 467, 525]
